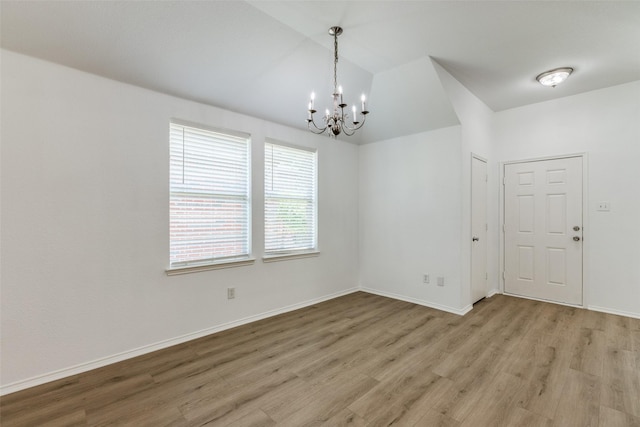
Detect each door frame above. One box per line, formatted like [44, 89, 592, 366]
[470, 153, 488, 304]
[499, 152, 589, 308]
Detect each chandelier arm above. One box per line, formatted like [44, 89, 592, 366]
[307, 118, 328, 134]
[341, 113, 367, 132]
[307, 126, 327, 135]
[341, 125, 356, 136]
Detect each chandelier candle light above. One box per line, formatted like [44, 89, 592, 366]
[307, 26, 369, 137]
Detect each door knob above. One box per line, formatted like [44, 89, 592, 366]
[472, 237, 479, 242]
[573, 226, 581, 231]
[573, 236, 581, 241]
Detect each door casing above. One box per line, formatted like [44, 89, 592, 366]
[471, 154, 488, 304]
[499, 153, 589, 307]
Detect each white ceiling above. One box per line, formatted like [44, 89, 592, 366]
[2, 1, 639, 144]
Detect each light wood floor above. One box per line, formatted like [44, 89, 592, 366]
[2, 292, 639, 426]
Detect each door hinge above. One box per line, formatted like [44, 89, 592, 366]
[485, 272, 488, 280]
[502, 271, 506, 279]
[502, 224, 505, 232]
[503, 176, 506, 185]
[485, 174, 488, 182]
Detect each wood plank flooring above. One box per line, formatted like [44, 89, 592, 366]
[2, 292, 639, 426]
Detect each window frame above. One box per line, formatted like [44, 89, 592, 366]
[263, 138, 318, 262]
[167, 120, 254, 275]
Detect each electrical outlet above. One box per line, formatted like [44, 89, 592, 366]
[423, 274, 430, 284]
[227, 287, 235, 299]
[437, 277, 445, 287]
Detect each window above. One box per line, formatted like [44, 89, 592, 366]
[264, 140, 317, 256]
[169, 122, 251, 271]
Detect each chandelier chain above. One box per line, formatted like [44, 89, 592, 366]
[333, 31, 339, 94]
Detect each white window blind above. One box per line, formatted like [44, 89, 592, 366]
[265, 141, 317, 255]
[169, 122, 250, 268]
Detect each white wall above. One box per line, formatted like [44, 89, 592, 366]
[3, 47, 639, 395]
[493, 81, 640, 317]
[357, 62, 497, 314]
[0, 50, 360, 391]
[433, 61, 498, 304]
[362, 57, 460, 143]
[358, 126, 466, 313]
[358, 66, 640, 319]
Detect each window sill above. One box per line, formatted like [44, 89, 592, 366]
[262, 251, 320, 263]
[166, 258, 255, 276]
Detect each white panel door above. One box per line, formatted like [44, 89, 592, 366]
[504, 157, 583, 305]
[471, 156, 488, 304]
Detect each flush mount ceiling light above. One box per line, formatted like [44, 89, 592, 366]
[536, 67, 574, 88]
[307, 26, 369, 137]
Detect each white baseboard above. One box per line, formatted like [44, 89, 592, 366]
[587, 305, 640, 320]
[0, 287, 359, 396]
[487, 288, 501, 298]
[502, 291, 584, 308]
[360, 287, 472, 316]
[500, 293, 640, 320]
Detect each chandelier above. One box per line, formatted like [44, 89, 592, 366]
[307, 26, 369, 137]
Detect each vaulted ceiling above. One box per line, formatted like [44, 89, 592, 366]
[2, 1, 639, 144]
